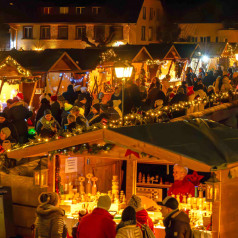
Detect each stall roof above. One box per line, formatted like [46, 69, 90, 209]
[199, 42, 228, 58]
[145, 44, 173, 60]
[0, 49, 81, 74]
[173, 43, 201, 59]
[7, 119, 238, 172]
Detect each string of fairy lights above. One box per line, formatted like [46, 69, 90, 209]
[5, 90, 234, 154]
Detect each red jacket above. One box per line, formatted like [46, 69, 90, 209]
[136, 209, 154, 233]
[168, 178, 195, 201]
[77, 208, 116, 238]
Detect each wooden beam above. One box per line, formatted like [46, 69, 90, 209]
[29, 81, 37, 108]
[126, 157, 137, 201]
[56, 73, 64, 95]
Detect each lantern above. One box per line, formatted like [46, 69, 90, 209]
[33, 160, 48, 187]
[205, 172, 220, 202]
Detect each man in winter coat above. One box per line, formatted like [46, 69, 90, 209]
[77, 195, 116, 238]
[50, 96, 62, 125]
[128, 195, 154, 233]
[6, 100, 32, 144]
[158, 196, 192, 238]
[35, 192, 66, 238]
[168, 164, 195, 201]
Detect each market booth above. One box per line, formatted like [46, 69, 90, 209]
[5, 118, 238, 237]
[0, 49, 81, 111]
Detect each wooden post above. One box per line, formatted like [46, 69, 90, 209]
[56, 73, 64, 95]
[126, 157, 137, 201]
[168, 59, 174, 75]
[29, 81, 37, 108]
[0, 79, 4, 94]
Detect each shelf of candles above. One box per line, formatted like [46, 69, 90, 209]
[137, 183, 172, 188]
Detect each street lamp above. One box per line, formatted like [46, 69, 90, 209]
[114, 62, 133, 126]
[33, 159, 48, 187]
[205, 172, 220, 202]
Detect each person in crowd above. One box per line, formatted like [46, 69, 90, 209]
[185, 67, 193, 86]
[61, 102, 73, 128]
[86, 104, 107, 127]
[217, 66, 223, 77]
[6, 97, 32, 144]
[77, 195, 116, 238]
[158, 196, 192, 238]
[35, 192, 67, 238]
[180, 81, 188, 95]
[35, 98, 51, 126]
[50, 96, 62, 125]
[0, 127, 15, 146]
[214, 76, 223, 93]
[146, 80, 166, 109]
[74, 87, 92, 118]
[128, 195, 154, 233]
[168, 164, 195, 200]
[39, 92, 51, 104]
[36, 109, 60, 138]
[170, 88, 188, 105]
[194, 80, 207, 99]
[203, 71, 216, 88]
[220, 75, 232, 92]
[228, 67, 233, 80]
[108, 87, 122, 107]
[62, 84, 78, 105]
[207, 85, 215, 97]
[148, 77, 160, 92]
[116, 206, 143, 238]
[139, 78, 147, 102]
[198, 67, 205, 80]
[67, 114, 77, 132]
[72, 210, 87, 238]
[0, 112, 18, 142]
[3, 99, 13, 114]
[165, 87, 174, 103]
[124, 79, 141, 113]
[70, 106, 86, 128]
[162, 74, 171, 95]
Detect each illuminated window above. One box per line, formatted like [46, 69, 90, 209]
[149, 8, 153, 20]
[141, 26, 146, 41]
[60, 7, 69, 14]
[148, 27, 153, 41]
[76, 7, 85, 14]
[76, 26, 86, 40]
[58, 26, 68, 39]
[92, 7, 101, 14]
[143, 7, 146, 19]
[110, 26, 123, 40]
[43, 7, 53, 15]
[23, 26, 33, 39]
[40, 26, 50, 39]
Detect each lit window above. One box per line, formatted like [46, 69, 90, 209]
[76, 7, 85, 14]
[141, 26, 146, 41]
[76, 26, 86, 40]
[148, 27, 153, 41]
[40, 26, 50, 39]
[43, 7, 53, 15]
[58, 26, 68, 39]
[60, 7, 69, 14]
[143, 7, 146, 20]
[92, 7, 101, 14]
[23, 26, 33, 39]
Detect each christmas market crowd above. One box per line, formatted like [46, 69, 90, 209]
[0, 63, 238, 151]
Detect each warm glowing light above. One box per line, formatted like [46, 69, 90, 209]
[202, 55, 209, 63]
[112, 41, 125, 47]
[236, 54, 238, 61]
[34, 47, 43, 51]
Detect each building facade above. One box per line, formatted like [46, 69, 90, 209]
[179, 23, 238, 43]
[9, 0, 164, 50]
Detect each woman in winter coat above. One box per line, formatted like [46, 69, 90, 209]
[116, 206, 143, 238]
[35, 98, 51, 126]
[35, 192, 67, 238]
[128, 195, 154, 234]
[220, 76, 232, 92]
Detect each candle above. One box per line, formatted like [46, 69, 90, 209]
[195, 186, 198, 197]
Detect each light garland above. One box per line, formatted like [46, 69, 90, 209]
[100, 49, 117, 63]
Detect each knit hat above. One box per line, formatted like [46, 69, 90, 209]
[128, 195, 142, 210]
[93, 103, 101, 113]
[51, 95, 57, 102]
[157, 196, 179, 210]
[1, 127, 11, 138]
[121, 206, 136, 222]
[17, 92, 24, 100]
[38, 192, 59, 206]
[64, 102, 73, 111]
[97, 195, 111, 211]
[44, 109, 52, 115]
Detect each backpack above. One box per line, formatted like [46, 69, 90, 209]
[137, 221, 155, 238]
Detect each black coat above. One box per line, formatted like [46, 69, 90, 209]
[51, 101, 61, 124]
[35, 98, 51, 125]
[6, 101, 32, 143]
[62, 85, 78, 105]
[164, 210, 192, 238]
[170, 93, 188, 105]
[0, 119, 19, 142]
[146, 87, 166, 108]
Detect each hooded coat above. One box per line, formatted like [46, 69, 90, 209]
[77, 208, 116, 238]
[163, 210, 192, 238]
[62, 85, 78, 105]
[35, 204, 65, 238]
[116, 225, 143, 238]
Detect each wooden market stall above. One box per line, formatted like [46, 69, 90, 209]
[0, 49, 81, 111]
[5, 117, 238, 237]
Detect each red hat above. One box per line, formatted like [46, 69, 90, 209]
[51, 95, 57, 102]
[17, 92, 24, 100]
